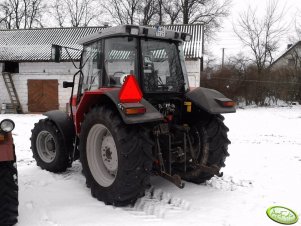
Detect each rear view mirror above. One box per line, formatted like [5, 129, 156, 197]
[63, 81, 74, 88]
[51, 44, 62, 63]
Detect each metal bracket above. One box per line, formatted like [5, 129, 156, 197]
[161, 172, 185, 189]
[198, 164, 223, 177]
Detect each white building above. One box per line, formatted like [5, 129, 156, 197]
[0, 25, 203, 113]
[270, 41, 301, 70]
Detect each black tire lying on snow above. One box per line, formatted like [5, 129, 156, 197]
[0, 159, 18, 226]
[79, 106, 153, 206]
[31, 118, 70, 172]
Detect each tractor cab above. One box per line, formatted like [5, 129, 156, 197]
[77, 25, 190, 97]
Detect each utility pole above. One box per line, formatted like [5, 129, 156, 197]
[222, 48, 225, 68]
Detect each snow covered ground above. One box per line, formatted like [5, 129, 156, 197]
[1, 106, 301, 226]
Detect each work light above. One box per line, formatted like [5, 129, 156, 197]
[130, 27, 139, 35]
[0, 119, 15, 132]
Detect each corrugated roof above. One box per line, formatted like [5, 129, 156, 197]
[0, 27, 104, 61]
[164, 24, 203, 58]
[0, 24, 203, 62]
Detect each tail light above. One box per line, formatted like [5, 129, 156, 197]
[215, 98, 236, 107]
[222, 101, 236, 107]
[119, 103, 146, 115]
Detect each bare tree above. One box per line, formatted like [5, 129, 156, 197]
[0, 1, 14, 29]
[289, 9, 301, 43]
[0, 0, 45, 29]
[104, 0, 140, 25]
[234, 0, 287, 73]
[163, 0, 181, 25]
[24, 0, 44, 28]
[53, 0, 66, 27]
[138, 0, 158, 25]
[228, 53, 252, 77]
[180, 0, 230, 31]
[52, 0, 102, 27]
[104, 0, 230, 29]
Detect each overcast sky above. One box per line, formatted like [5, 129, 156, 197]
[210, 0, 301, 64]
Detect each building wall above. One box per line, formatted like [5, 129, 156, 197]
[0, 63, 10, 103]
[185, 59, 200, 87]
[1, 59, 200, 113]
[0, 62, 78, 113]
[271, 44, 301, 70]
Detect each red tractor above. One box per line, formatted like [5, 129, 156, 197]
[30, 25, 235, 206]
[0, 119, 18, 226]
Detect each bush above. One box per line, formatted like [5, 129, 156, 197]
[200, 65, 301, 106]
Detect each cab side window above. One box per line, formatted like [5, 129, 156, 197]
[82, 40, 103, 91]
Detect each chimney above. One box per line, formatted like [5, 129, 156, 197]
[287, 44, 292, 49]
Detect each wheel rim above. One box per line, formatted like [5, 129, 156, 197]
[36, 131, 57, 163]
[87, 124, 118, 187]
[188, 126, 208, 165]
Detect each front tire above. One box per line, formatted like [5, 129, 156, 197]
[31, 119, 70, 172]
[79, 107, 153, 206]
[0, 159, 18, 226]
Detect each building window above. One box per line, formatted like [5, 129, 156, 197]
[3, 62, 19, 73]
[288, 59, 295, 67]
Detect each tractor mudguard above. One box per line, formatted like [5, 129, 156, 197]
[104, 90, 164, 124]
[44, 110, 75, 150]
[185, 87, 236, 114]
[73, 89, 164, 134]
[0, 133, 14, 162]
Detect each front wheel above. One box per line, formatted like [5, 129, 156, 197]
[79, 107, 153, 206]
[31, 119, 70, 172]
[0, 159, 18, 226]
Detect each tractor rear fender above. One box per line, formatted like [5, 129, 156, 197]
[185, 87, 236, 114]
[44, 110, 75, 151]
[0, 133, 14, 162]
[74, 89, 163, 134]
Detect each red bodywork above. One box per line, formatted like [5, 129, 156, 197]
[0, 133, 15, 162]
[72, 76, 143, 135]
[72, 88, 119, 135]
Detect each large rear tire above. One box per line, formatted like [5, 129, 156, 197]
[79, 106, 153, 206]
[31, 119, 70, 172]
[0, 159, 18, 226]
[181, 115, 230, 184]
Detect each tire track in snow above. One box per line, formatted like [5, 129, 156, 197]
[205, 176, 253, 191]
[123, 187, 190, 220]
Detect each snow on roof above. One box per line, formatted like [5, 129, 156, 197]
[0, 24, 203, 62]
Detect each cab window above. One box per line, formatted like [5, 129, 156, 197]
[81, 40, 103, 91]
[104, 37, 138, 87]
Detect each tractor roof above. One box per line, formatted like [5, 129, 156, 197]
[78, 25, 191, 45]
